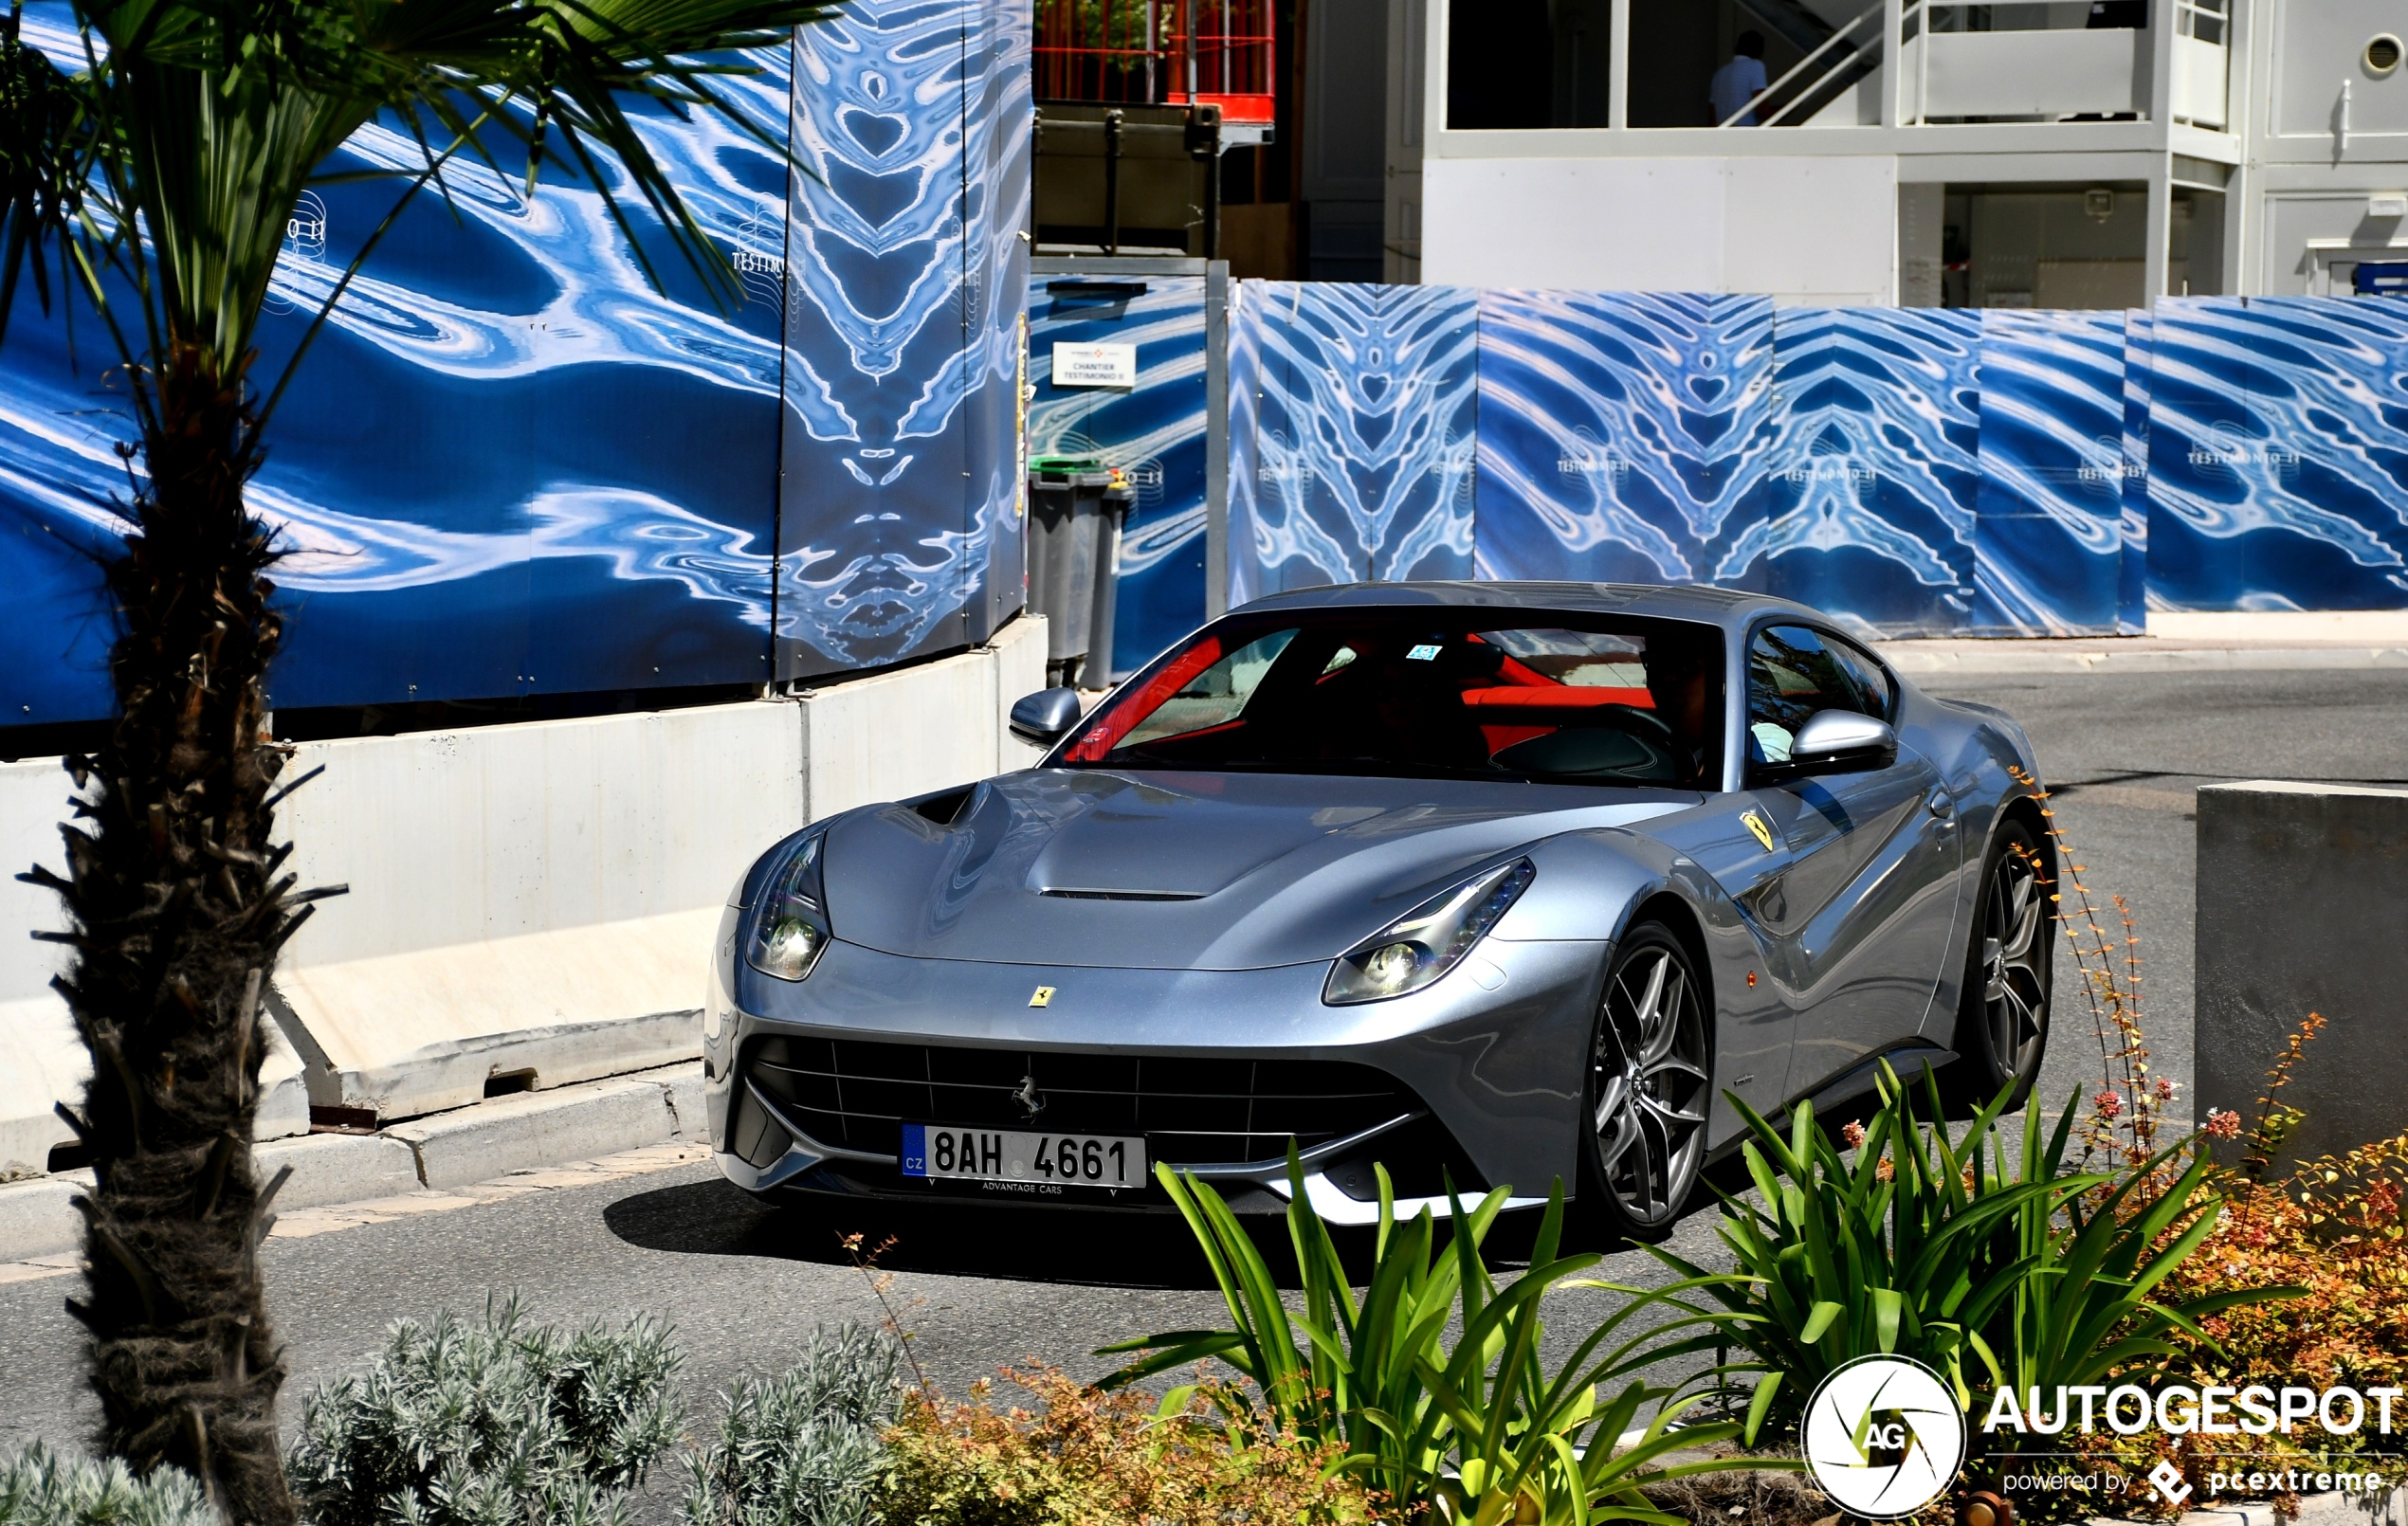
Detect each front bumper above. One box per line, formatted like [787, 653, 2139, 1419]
[702, 934, 1606, 1223]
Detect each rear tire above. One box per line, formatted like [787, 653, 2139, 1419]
[1573, 923, 1711, 1247]
[1941, 817, 2052, 1116]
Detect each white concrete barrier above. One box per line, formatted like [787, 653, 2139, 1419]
[271, 697, 810, 1119]
[2, 763, 309, 1178]
[0, 614, 1049, 1172]
[2196, 779, 2408, 1173]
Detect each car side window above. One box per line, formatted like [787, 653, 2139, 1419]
[1825, 635, 1894, 720]
[1117, 628, 1298, 749]
[1746, 625, 1883, 767]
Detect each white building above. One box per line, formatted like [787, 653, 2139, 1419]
[1354, 0, 2407, 304]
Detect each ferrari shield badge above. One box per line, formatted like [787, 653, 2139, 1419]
[1029, 986, 1056, 1008]
[1741, 810, 1777, 853]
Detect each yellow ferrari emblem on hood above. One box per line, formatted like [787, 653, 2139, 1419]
[1030, 986, 1055, 1008]
[1742, 811, 1777, 853]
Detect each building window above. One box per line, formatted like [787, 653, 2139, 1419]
[1901, 184, 2156, 310]
[1446, 0, 1611, 128]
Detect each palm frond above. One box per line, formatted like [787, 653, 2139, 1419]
[0, 5, 102, 345]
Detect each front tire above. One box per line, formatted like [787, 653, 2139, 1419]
[1943, 817, 2052, 1115]
[1575, 923, 1710, 1246]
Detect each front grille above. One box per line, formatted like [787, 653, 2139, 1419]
[742, 1036, 1417, 1165]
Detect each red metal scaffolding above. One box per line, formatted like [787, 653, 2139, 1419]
[1034, 0, 1276, 125]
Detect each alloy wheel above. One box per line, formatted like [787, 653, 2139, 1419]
[1981, 849, 2047, 1079]
[1591, 940, 1709, 1226]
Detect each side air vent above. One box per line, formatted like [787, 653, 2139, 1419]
[1039, 888, 1205, 901]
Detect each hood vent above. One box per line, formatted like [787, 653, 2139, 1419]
[1039, 888, 1206, 901]
[910, 785, 977, 826]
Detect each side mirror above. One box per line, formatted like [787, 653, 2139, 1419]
[1009, 686, 1085, 747]
[1786, 710, 1899, 775]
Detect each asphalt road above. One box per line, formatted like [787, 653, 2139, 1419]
[6, 668, 2406, 1492]
[1925, 666, 2408, 1134]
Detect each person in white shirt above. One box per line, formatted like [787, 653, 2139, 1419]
[1708, 31, 1769, 125]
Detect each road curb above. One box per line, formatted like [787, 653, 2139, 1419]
[1880, 644, 2408, 676]
[0, 1061, 706, 1261]
[0, 1170, 91, 1266]
[388, 1072, 689, 1192]
[259, 1133, 424, 1210]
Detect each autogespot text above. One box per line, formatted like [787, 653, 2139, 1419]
[1983, 1383, 2405, 1438]
[1983, 1384, 2402, 1501]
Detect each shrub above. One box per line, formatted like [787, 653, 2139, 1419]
[2180, 1130, 2408, 1404]
[2072, 1026, 2408, 1511]
[678, 1324, 903, 1526]
[0, 1447, 211, 1526]
[284, 1294, 684, 1526]
[877, 1365, 1378, 1526]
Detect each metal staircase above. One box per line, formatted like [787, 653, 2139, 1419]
[1718, 0, 1921, 128]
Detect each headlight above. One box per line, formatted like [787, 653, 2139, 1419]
[1323, 858, 1536, 1005]
[747, 832, 831, 982]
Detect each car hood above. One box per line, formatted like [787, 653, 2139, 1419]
[822, 769, 1695, 970]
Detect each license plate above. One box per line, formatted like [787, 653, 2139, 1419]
[901, 1124, 1148, 1195]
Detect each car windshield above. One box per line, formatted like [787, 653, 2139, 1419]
[1057, 611, 1725, 788]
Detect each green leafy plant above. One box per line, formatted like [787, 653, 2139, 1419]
[1654, 1065, 2300, 1453]
[1101, 1154, 1783, 1525]
[0, 1445, 211, 1526]
[1981, 1102, 2297, 1431]
[1648, 1067, 2088, 1430]
[285, 1295, 684, 1526]
[678, 1324, 903, 1526]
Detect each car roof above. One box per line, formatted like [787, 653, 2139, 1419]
[1227, 580, 1827, 634]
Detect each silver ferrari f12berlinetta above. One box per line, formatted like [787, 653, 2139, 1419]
[702, 582, 2053, 1243]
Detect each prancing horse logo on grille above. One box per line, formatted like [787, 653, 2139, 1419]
[1011, 1075, 1047, 1120]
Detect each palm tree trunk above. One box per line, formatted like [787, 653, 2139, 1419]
[32, 339, 302, 1524]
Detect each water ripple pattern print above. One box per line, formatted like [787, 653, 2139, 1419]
[2146, 296, 2408, 612]
[1227, 282, 1479, 602]
[775, 0, 1031, 679]
[2118, 308, 2154, 633]
[965, 0, 1033, 643]
[1473, 291, 1777, 586]
[1972, 309, 2127, 635]
[1729, 307, 1983, 635]
[0, 1, 796, 719]
[1027, 276, 1210, 678]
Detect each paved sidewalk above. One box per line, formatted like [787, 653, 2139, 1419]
[1879, 636, 2408, 675]
[0, 1059, 708, 1263]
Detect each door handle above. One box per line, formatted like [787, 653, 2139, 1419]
[1926, 790, 1955, 820]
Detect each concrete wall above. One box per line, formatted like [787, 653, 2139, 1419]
[2195, 779, 2408, 1172]
[1421, 154, 1898, 303]
[1, 614, 1050, 1170]
[2, 762, 310, 1176]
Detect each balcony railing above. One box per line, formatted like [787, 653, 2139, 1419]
[1715, 0, 2228, 132]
